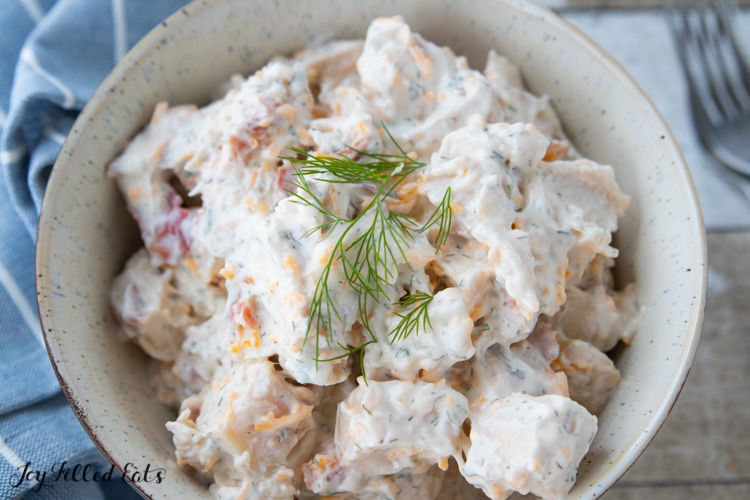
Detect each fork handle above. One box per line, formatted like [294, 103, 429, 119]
[706, 154, 750, 203]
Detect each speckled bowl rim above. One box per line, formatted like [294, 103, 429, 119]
[36, 0, 708, 498]
[546, 6, 708, 496]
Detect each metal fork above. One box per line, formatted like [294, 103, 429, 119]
[669, 0, 750, 178]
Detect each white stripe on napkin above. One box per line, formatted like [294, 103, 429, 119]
[112, 0, 127, 62]
[0, 435, 38, 489]
[44, 125, 67, 145]
[19, 0, 43, 24]
[0, 146, 26, 165]
[0, 260, 44, 347]
[20, 47, 76, 109]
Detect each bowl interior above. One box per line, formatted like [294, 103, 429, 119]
[36, 0, 706, 498]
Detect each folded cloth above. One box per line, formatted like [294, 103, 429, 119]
[0, 1, 189, 498]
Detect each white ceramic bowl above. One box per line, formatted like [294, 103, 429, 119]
[36, 0, 707, 498]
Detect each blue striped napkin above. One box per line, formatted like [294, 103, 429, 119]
[0, 1, 188, 498]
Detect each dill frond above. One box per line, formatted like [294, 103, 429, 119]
[280, 126, 453, 373]
[285, 169, 347, 236]
[389, 292, 434, 343]
[421, 187, 452, 251]
[280, 145, 425, 185]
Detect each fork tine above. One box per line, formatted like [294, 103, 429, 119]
[669, 1, 724, 124]
[714, 0, 750, 110]
[692, 2, 744, 121]
[668, 3, 699, 97]
[669, 0, 750, 177]
[672, 0, 750, 124]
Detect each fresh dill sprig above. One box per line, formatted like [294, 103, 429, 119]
[284, 146, 424, 184]
[285, 168, 346, 236]
[280, 127, 452, 371]
[421, 187, 452, 250]
[390, 292, 434, 343]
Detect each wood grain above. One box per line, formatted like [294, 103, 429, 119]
[604, 232, 750, 497]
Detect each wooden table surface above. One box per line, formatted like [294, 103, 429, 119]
[602, 232, 750, 499]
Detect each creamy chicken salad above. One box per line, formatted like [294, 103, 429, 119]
[108, 17, 640, 500]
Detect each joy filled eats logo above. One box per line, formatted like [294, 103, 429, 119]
[8, 461, 165, 492]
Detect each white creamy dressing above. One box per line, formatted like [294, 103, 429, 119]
[108, 16, 641, 500]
